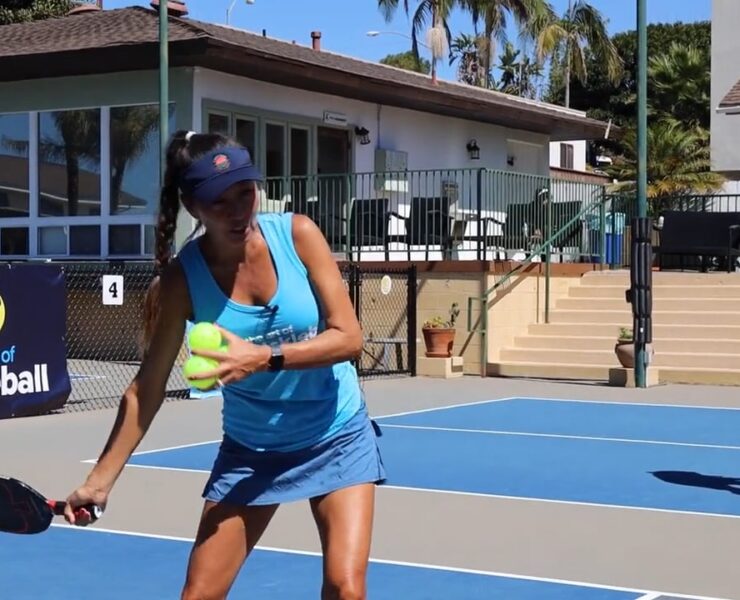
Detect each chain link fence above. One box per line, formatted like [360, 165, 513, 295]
[61, 261, 190, 413]
[53, 261, 416, 413]
[345, 264, 417, 380]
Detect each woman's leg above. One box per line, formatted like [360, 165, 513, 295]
[310, 483, 376, 600]
[181, 500, 279, 600]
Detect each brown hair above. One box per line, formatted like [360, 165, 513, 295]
[140, 130, 240, 356]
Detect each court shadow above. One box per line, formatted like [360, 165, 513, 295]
[651, 470, 740, 495]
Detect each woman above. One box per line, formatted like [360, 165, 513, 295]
[64, 130, 386, 600]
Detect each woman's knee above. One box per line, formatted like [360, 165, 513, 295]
[322, 571, 367, 600]
[181, 578, 227, 600]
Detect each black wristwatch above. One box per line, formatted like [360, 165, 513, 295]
[268, 345, 284, 372]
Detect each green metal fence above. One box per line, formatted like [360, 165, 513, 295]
[261, 169, 608, 264]
[602, 193, 740, 270]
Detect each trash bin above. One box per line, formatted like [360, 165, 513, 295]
[586, 212, 626, 264]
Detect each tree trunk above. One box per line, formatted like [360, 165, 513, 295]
[564, 50, 571, 108]
[65, 149, 79, 216]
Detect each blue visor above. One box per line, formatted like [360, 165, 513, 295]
[178, 147, 263, 203]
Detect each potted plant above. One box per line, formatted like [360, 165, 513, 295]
[614, 326, 654, 368]
[422, 302, 460, 358]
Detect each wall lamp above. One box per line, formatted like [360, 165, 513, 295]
[354, 126, 371, 145]
[466, 139, 480, 160]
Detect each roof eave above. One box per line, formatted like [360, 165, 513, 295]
[0, 35, 611, 140]
[199, 38, 612, 140]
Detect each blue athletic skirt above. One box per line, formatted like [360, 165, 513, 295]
[202, 406, 386, 506]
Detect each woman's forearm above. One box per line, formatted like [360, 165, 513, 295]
[85, 382, 164, 493]
[278, 328, 363, 370]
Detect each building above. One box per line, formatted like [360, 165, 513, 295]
[0, 2, 610, 260]
[711, 0, 740, 185]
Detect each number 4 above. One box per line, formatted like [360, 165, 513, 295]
[102, 275, 124, 306]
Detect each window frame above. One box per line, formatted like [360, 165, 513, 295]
[0, 101, 174, 259]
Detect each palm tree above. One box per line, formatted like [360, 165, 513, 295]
[607, 122, 724, 214]
[648, 43, 710, 130]
[449, 33, 488, 86]
[536, 0, 621, 108]
[460, 0, 554, 89]
[497, 41, 521, 93]
[377, 0, 457, 83]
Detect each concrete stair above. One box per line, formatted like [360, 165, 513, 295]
[488, 271, 740, 386]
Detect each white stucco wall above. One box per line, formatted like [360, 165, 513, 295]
[711, 0, 740, 176]
[549, 140, 587, 172]
[191, 67, 550, 176]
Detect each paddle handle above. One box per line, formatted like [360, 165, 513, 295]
[48, 500, 103, 521]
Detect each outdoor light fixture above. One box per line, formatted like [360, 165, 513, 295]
[466, 139, 480, 160]
[355, 126, 371, 145]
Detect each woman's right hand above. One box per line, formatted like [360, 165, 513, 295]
[64, 484, 109, 526]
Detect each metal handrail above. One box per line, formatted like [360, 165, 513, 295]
[467, 192, 608, 375]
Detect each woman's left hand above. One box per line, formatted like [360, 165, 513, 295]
[189, 325, 271, 387]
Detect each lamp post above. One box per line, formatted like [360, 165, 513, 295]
[635, 0, 648, 388]
[366, 30, 437, 83]
[227, 0, 254, 25]
[159, 0, 168, 188]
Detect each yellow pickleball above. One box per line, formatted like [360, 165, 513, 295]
[183, 355, 219, 390]
[188, 322, 222, 352]
[0, 294, 5, 334]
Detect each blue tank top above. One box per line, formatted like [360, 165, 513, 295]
[177, 212, 363, 452]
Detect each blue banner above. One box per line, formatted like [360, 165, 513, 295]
[0, 264, 70, 418]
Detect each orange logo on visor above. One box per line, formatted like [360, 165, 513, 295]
[212, 154, 231, 171]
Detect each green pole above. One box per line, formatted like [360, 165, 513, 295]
[159, 1, 169, 187]
[635, 0, 648, 388]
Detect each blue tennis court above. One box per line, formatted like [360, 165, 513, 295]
[0, 525, 640, 599]
[3, 395, 738, 599]
[128, 397, 740, 518]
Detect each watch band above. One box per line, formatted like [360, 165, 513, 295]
[268, 345, 284, 371]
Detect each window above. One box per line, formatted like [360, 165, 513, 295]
[208, 113, 230, 136]
[0, 227, 29, 256]
[0, 113, 30, 218]
[110, 224, 144, 256]
[265, 123, 286, 200]
[560, 143, 574, 170]
[235, 117, 256, 159]
[110, 103, 175, 216]
[290, 127, 310, 205]
[39, 108, 101, 217]
[0, 101, 175, 259]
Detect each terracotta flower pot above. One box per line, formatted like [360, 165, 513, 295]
[615, 341, 654, 368]
[422, 327, 455, 358]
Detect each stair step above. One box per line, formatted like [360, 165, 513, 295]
[487, 361, 740, 386]
[513, 335, 740, 354]
[548, 309, 740, 326]
[570, 284, 740, 299]
[528, 323, 740, 339]
[581, 271, 740, 285]
[557, 297, 740, 311]
[500, 348, 740, 369]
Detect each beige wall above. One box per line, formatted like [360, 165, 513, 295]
[485, 271, 580, 363]
[415, 273, 485, 375]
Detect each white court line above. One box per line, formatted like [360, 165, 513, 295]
[379, 423, 740, 451]
[48, 523, 731, 600]
[374, 396, 517, 420]
[82, 439, 221, 464]
[383, 484, 740, 521]
[635, 594, 661, 600]
[118, 462, 740, 521]
[514, 395, 740, 412]
[79, 398, 519, 464]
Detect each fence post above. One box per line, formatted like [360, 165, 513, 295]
[407, 265, 417, 377]
[544, 188, 552, 324]
[476, 168, 484, 262]
[599, 198, 607, 267]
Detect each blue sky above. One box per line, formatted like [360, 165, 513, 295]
[105, 0, 710, 81]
